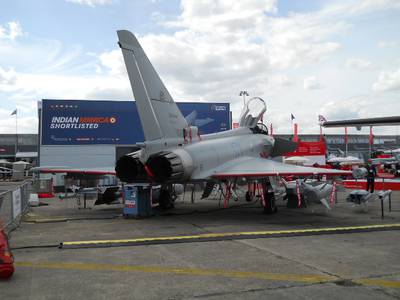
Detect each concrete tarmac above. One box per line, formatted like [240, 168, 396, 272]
[1, 188, 400, 299]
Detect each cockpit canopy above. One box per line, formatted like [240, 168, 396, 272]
[239, 97, 266, 128]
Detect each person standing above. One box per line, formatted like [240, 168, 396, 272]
[366, 164, 376, 193]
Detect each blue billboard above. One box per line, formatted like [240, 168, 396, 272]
[41, 99, 230, 145]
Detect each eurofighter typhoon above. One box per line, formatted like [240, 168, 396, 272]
[114, 30, 350, 212]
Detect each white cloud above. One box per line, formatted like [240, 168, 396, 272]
[320, 99, 363, 121]
[303, 76, 323, 90]
[2, 1, 400, 134]
[0, 66, 17, 87]
[372, 68, 400, 92]
[345, 58, 373, 70]
[65, 0, 114, 7]
[0, 21, 22, 41]
[377, 40, 400, 48]
[350, 0, 400, 14]
[268, 75, 293, 87]
[98, 49, 126, 76]
[92, 0, 353, 113]
[320, 0, 400, 17]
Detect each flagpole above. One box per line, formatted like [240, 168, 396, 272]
[369, 126, 373, 157]
[345, 126, 348, 156]
[291, 115, 293, 135]
[15, 109, 18, 161]
[319, 125, 322, 140]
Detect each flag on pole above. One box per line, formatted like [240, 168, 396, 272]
[318, 115, 327, 124]
[318, 115, 326, 140]
[11, 109, 17, 116]
[291, 113, 295, 121]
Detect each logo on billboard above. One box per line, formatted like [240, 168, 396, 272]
[211, 105, 227, 111]
[49, 116, 117, 129]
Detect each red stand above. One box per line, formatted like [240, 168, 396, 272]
[223, 182, 232, 208]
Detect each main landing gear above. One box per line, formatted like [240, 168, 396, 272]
[158, 185, 175, 210]
[245, 181, 278, 214]
[263, 190, 278, 214]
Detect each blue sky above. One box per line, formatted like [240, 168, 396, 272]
[0, 0, 399, 135]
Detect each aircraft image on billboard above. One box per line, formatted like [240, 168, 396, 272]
[184, 110, 214, 128]
[34, 30, 350, 212]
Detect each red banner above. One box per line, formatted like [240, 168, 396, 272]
[293, 123, 298, 142]
[285, 140, 327, 157]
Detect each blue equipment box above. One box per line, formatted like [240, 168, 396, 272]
[123, 185, 153, 217]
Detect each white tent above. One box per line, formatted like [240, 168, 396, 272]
[283, 156, 310, 165]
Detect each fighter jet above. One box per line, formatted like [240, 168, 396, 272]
[114, 30, 350, 212]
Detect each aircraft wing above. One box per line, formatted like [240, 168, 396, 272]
[321, 116, 400, 128]
[31, 166, 116, 175]
[212, 157, 351, 179]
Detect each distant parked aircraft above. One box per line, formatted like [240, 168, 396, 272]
[320, 116, 400, 130]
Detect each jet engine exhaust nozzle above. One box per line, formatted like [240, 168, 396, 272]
[146, 151, 191, 183]
[115, 154, 146, 183]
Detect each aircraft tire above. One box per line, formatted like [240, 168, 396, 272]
[245, 191, 253, 202]
[158, 190, 174, 210]
[263, 191, 277, 214]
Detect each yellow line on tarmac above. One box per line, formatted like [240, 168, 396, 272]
[62, 223, 400, 246]
[15, 261, 336, 283]
[15, 261, 400, 289]
[354, 278, 400, 289]
[31, 218, 68, 223]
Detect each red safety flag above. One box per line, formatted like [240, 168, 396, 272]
[319, 125, 323, 140]
[293, 123, 298, 142]
[330, 181, 337, 206]
[296, 179, 302, 208]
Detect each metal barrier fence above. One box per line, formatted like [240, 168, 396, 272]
[0, 181, 32, 234]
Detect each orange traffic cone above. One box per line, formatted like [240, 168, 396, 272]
[0, 227, 14, 279]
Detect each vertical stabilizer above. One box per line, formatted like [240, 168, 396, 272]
[117, 30, 188, 141]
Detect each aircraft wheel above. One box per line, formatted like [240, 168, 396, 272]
[158, 190, 174, 210]
[263, 191, 277, 214]
[245, 191, 253, 202]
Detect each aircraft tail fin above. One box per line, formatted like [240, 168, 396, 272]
[117, 30, 188, 141]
